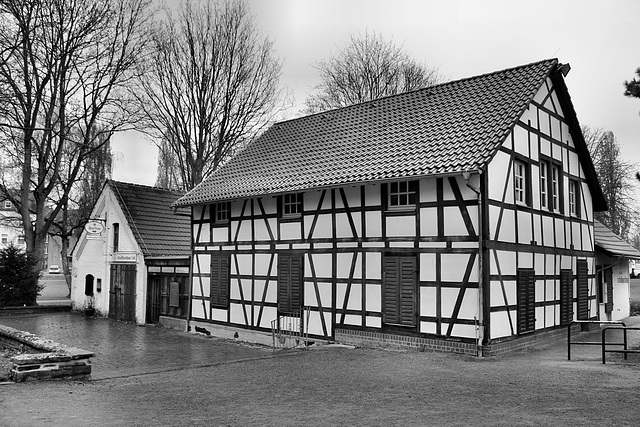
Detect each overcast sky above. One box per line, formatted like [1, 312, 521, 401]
[111, 0, 640, 186]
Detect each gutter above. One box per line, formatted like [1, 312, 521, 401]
[463, 170, 484, 358]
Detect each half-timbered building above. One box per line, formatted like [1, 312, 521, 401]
[71, 181, 191, 326]
[174, 59, 607, 355]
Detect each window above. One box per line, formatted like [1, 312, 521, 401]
[1, 234, 7, 245]
[539, 158, 563, 213]
[17, 235, 25, 245]
[388, 180, 418, 208]
[277, 254, 303, 314]
[569, 180, 580, 217]
[551, 164, 560, 211]
[282, 193, 303, 217]
[540, 162, 548, 209]
[383, 255, 417, 327]
[513, 160, 527, 204]
[210, 255, 230, 308]
[3, 200, 11, 209]
[214, 202, 230, 223]
[113, 223, 119, 252]
[517, 269, 535, 334]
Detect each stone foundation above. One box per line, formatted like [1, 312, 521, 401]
[0, 324, 94, 382]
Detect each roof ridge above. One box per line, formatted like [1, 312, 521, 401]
[108, 179, 185, 196]
[275, 58, 559, 126]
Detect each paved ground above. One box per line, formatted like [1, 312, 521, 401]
[0, 311, 273, 380]
[37, 274, 71, 306]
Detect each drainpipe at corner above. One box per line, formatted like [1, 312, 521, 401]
[463, 171, 484, 357]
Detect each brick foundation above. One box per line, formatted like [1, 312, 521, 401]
[335, 324, 580, 356]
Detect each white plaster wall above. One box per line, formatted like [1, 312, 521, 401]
[72, 187, 146, 323]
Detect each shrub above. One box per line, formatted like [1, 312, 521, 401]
[0, 244, 42, 307]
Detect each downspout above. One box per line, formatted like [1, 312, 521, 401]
[463, 171, 484, 357]
[186, 206, 195, 333]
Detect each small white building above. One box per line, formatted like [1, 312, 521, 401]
[594, 220, 640, 321]
[71, 181, 190, 325]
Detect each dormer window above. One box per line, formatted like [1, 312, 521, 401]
[388, 180, 418, 208]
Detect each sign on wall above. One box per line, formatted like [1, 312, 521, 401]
[113, 252, 137, 263]
[85, 220, 105, 240]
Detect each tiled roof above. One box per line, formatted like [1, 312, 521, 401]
[594, 219, 640, 259]
[108, 181, 191, 257]
[175, 59, 560, 207]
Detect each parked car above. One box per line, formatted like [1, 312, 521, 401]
[48, 265, 61, 274]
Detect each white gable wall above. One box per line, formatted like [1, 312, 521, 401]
[72, 186, 147, 323]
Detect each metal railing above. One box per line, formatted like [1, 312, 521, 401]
[271, 307, 310, 353]
[602, 327, 640, 364]
[567, 320, 626, 361]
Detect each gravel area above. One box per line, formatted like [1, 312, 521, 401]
[1, 342, 640, 426]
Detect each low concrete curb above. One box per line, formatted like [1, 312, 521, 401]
[0, 324, 94, 382]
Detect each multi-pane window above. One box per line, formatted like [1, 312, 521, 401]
[388, 180, 418, 208]
[215, 202, 230, 223]
[514, 161, 527, 204]
[540, 162, 548, 209]
[282, 193, 303, 217]
[3, 200, 11, 209]
[551, 164, 560, 211]
[569, 180, 580, 217]
[540, 158, 563, 213]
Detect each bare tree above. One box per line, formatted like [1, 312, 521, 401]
[304, 31, 443, 113]
[583, 126, 638, 239]
[0, 0, 152, 270]
[136, 0, 284, 191]
[155, 135, 182, 191]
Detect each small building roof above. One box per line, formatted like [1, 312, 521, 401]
[594, 219, 640, 259]
[174, 58, 605, 209]
[108, 181, 191, 258]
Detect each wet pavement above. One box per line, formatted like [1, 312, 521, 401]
[0, 311, 273, 380]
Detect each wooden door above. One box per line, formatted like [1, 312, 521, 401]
[109, 264, 137, 322]
[146, 275, 162, 323]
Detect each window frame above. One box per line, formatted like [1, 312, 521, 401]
[513, 159, 530, 206]
[213, 201, 230, 224]
[113, 223, 119, 252]
[1, 234, 7, 245]
[387, 180, 418, 210]
[3, 200, 11, 209]
[539, 157, 563, 213]
[568, 179, 581, 217]
[281, 193, 303, 218]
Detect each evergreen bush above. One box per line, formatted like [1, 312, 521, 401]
[0, 244, 42, 307]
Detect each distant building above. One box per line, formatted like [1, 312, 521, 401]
[71, 181, 191, 325]
[594, 220, 640, 321]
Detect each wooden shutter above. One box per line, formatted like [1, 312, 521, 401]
[211, 255, 229, 307]
[576, 259, 589, 320]
[605, 268, 614, 313]
[278, 254, 303, 314]
[517, 269, 535, 334]
[383, 256, 416, 327]
[560, 270, 573, 325]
